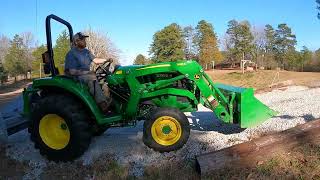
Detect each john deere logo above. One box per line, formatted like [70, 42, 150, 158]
[194, 74, 200, 79]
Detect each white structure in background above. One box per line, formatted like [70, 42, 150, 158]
[205, 61, 215, 71]
[241, 60, 256, 74]
[240, 52, 257, 74]
[212, 61, 215, 71]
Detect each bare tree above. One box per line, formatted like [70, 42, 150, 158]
[0, 35, 10, 64]
[220, 33, 232, 52]
[220, 33, 235, 64]
[21, 32, 36, 76]
[21, 32, 36, 49]
[183, 26, 197, 60]
[83, 28, 120, 65]
[251, 26, 267, 67]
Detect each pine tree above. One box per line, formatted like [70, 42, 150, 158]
[299, 46, 312, 71]
[0, 63, 7, 84]
[195, 20, 222, 68]
[54, 30, 70, 74]
[274, 23, 297, 68]
[315, 48, 320, 61]
[4, 34, 28, 81]
[149, 23, 185, 62]
[264, 24, 277, 68]
[226, 20, 254, 63]
[265, 25, 275, 52]
[133, 54, 148, 65]
[31, 44, 47, 77]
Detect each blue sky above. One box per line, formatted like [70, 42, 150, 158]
[0, 0, 319, 65]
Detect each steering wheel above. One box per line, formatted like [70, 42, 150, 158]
[95, 59, 113, 81]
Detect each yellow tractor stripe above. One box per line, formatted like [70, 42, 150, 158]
[136, 64, 170, 70]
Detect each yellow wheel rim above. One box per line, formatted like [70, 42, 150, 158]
[39, 114, 70, 150]
[151, 116, 182, 146]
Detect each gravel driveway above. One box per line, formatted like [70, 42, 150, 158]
[4, 86, 320, 178]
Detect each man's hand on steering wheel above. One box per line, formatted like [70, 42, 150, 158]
[94, 58, 114, 81]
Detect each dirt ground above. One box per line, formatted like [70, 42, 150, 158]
[0, 80, 31, 109]
[0, 145, 29, 179]
[205, 143, 320, 179]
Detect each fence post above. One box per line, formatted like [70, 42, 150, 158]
[212, 61, 215, 71]
[40, 63, 42, 78]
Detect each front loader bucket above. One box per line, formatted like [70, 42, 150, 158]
[215, 84, 277, 128]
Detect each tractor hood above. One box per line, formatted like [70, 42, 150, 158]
[113, 65, 145, 75]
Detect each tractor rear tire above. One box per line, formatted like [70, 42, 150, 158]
[29, 94, 92, 162]
[143, 108, 190, 152]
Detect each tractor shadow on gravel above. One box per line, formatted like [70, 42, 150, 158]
[275, 114, 316, 122]
[188, 111, 317, 135]
[187, 111, 245, 135]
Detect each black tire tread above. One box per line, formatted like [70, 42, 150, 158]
[143, 107, 190, 152]
[28, 94, 92, 162]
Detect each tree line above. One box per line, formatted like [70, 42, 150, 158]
[134, 19, 319, 72]
[134, 20, 222, 67]
[0, 29, 119, 84]
[1, 4, 320, 84]
[0, 32, 35, 83]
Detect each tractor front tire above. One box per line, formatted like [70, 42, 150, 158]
[29, 94, 92, 162]
[143, 108, 190, 152]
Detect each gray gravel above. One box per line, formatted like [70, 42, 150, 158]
[4, 85, 320, 178]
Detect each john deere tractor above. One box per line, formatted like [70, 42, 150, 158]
[23, 15, 277, 161]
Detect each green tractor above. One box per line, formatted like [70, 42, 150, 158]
[23, 15, 277, 162]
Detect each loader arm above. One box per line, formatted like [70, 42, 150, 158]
[183, 62, 277, 128]
[164, 60, 277, 128]
[193, 71, 234, 123]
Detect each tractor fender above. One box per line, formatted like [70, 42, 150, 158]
[30, 77, 105, 123]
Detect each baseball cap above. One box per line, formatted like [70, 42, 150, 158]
[73, 32, 89, 40]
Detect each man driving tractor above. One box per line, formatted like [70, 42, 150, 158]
[24, 14, 277, 162]
[64, 32, 112, 113]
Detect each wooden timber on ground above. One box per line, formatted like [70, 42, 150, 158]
[196, 119, 320, 175]
[0, 112, 28, 144]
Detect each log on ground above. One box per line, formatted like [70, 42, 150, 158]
[196, 119, 320, 175]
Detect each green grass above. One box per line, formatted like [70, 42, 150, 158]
[205, 143, 320, 179]
[256, 158, 279, 175]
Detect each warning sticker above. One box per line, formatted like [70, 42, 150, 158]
[194, 74, 200, 79]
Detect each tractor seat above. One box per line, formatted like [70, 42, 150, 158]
[58, 75, 79, 81]
[59, 75, 73, 79]
[59, 70, 81, 81]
